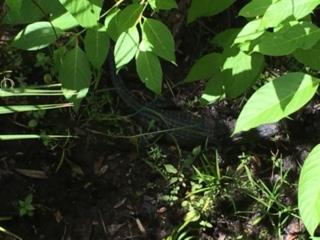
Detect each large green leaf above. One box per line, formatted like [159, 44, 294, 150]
[84, 28, 110, 69]
[51, 12, 79, 30]
[254, 21, 320, 56]
[114, 26, 140, 70]
[116, 3, 144, 38]
[12, 21, 63, 51]
[201, 77, 224, 104]
[234, 19, 264, 44]
[104, 8, 121, 41]
[239, 0, 273, 17]
[262, 0, 320, 28]
[298, 144, 320, 237]
[185, 53, 223, 82]
[187, 0, 236, 23]
[142, 18, 176, 63]
[294, 41, 320, 70]
[59, 45, 91, 106]
[58, 0, 103, 28]
[4, 0, 65, 24]
[234, 72, 319, 134]
[222, 50, 264, 98]
[136, 50, 162, 94]
[211, 28, 241, 49]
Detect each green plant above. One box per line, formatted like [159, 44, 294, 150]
[237, 152, 298, 238]
[18, 194, 35, 217]
[5, 0, 320, 237]
[183, 1, 320, 237]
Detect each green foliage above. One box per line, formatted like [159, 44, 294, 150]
[58, 0, 103, 28]
[136, 50, 162, 94]
[18, 194, 35, 217]
[234, 72, 319, 134]
[187, 0, 236, 23]
[12, 22, 63, 51]
[58, 45, 91, 108]
[141, 18, 176, 63]
[298, 145, 320, 237]
[5, 0, 320, 236]
[84, 27, 110, 69]
[114, 26, 140, 69]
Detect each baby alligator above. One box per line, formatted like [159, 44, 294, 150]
[108, 54, 283, 147]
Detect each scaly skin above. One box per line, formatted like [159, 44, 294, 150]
[109, 55, 230, 147]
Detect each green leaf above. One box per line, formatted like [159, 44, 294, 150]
[239, 0, 273, 17]
[262, 0, 320, 28]
[201, 77, 224, 105]
[142, 18, 176, 63]
[116, 3, 144, 37]
[51, 12, 79, 30]
[84, 28, 110, 69]
[4, 0, 65, 24]
[185, 53, 223, 82]
[299, 144, 320, 237]
[234, 19, 265, 44]
[12, 21, 63, 51]
[104, 8, 121, 41]
[103, 7, 119, 30]
[294, 41, 320, 70]
[59, 45, 91, 107]
[254, 21, 320, 56]
[148, 0, 177, 10]
[187, 0, 236, 23]
[164, 164, 178, 174]
[222, 50, 264, 98]
[58, 0, 103, 28]
[114, 26, 140, 70]
[211, 28, 241, 49]
[136, 50, 162, 94]
[234, 72, 319, 134]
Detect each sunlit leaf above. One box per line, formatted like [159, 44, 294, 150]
[262, 0, 320, 28]
[234, 72, 319, 133]
[116, 3, 144, 38]
[114, 26, 140, 69]
[12, 21, 63, 51]
[51, 12, 79, 30]
[58, 0, 103, 28]
[136, 50, 162, 94]
[222, 50, 264, 98]
[142, 18, 176, 63]
[299, 144, 320, 237]
[254, 21, 320, 56]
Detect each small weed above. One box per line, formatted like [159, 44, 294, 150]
[18, 194, 35, 217]
[236, 151, 298, 238]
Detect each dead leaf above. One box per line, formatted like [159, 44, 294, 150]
[15, 168, 48, 179]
